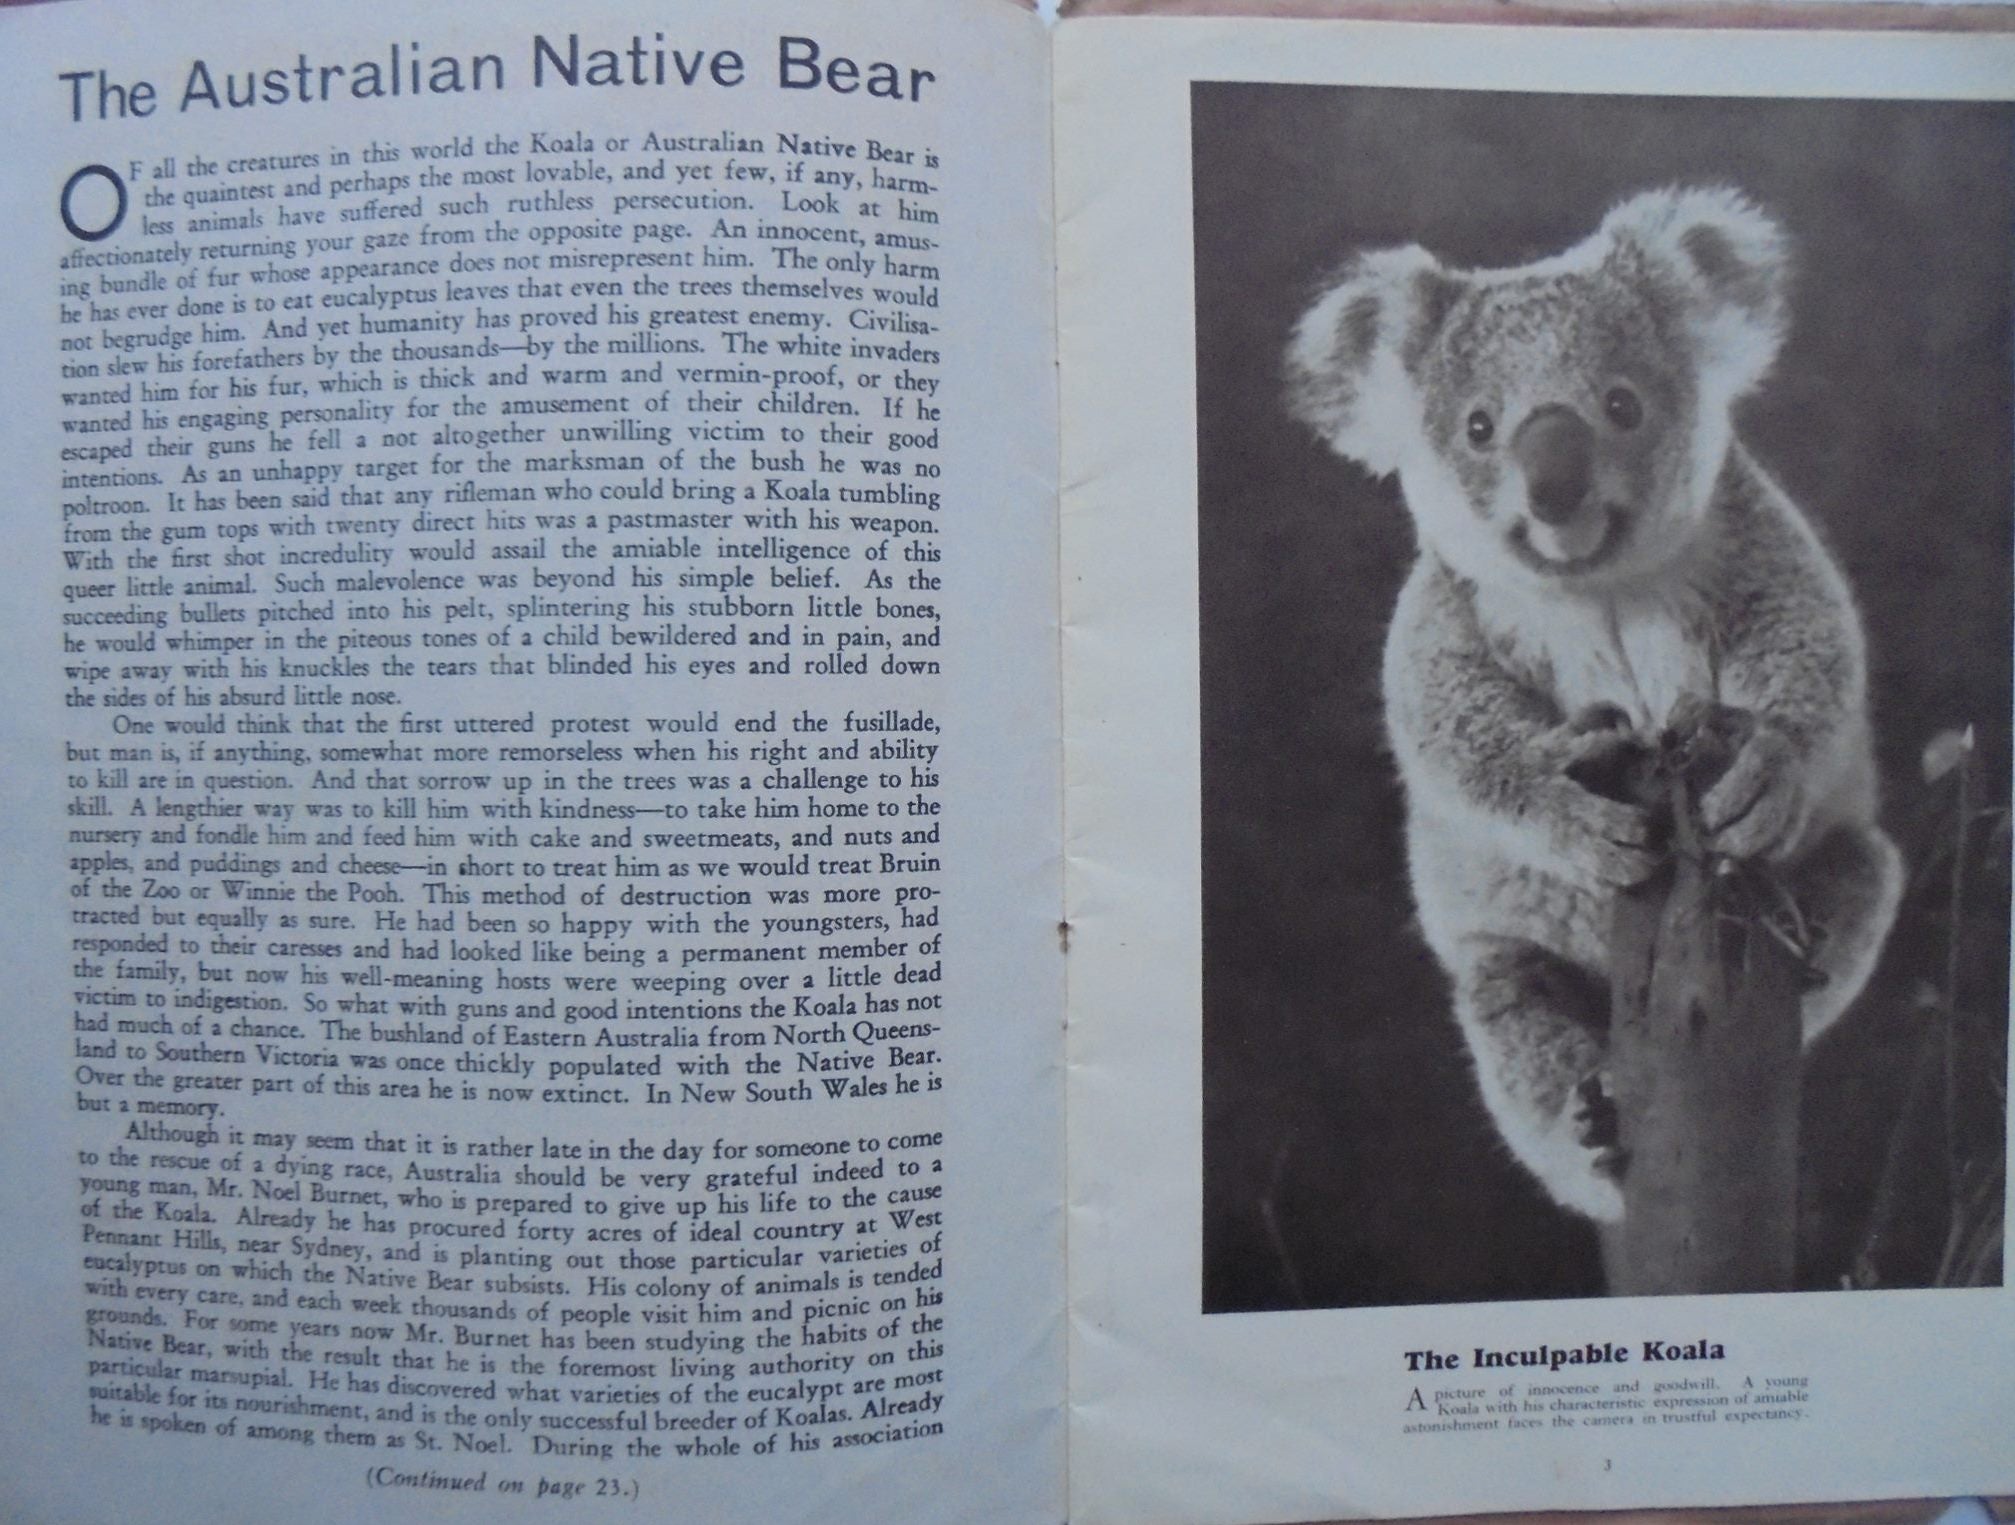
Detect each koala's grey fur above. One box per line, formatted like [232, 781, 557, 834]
[1286, 187, 1901, 1221]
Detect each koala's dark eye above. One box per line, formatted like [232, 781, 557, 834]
[1604, 386, 1643, 431]
[1465, 410, 1495, 448]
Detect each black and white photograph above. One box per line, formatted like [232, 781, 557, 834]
[1196, 82, 2013, 1310]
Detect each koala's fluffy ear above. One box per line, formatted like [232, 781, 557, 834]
[1600, 186, 1790, 400]
[1286, 245, 1458, 476]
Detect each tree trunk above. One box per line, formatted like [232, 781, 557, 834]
[1601, 791, 1805, 1296]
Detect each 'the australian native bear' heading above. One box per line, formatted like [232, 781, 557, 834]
[61, 34, 937, 122]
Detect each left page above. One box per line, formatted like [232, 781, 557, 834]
[0, 2, 1062, 1522]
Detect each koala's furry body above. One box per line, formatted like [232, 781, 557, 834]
[1287, 188, 1901, 1222]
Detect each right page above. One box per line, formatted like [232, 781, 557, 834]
[1058, 13, 2015, 1524]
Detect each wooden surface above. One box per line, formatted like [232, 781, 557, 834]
[1604, 826, 1804, 1295]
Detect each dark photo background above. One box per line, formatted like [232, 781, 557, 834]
[1195, 83, 2014, 1310]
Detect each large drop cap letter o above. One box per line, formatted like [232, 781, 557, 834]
[62, 163, 127, 242]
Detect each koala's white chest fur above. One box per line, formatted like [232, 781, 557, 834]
[1475, 580, 1715, 732]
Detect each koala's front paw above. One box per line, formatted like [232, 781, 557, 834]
[1663, 695, 1756, 793]
[1701, 723, 1809, 862]
[1561, 711, 1660, 807]
[1540, 723, 1662, 887]
[1544, 782, 1662, 888]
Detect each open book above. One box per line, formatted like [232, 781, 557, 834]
[3, 0, 2012, 1520]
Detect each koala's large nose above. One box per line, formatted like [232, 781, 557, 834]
[1512, 405, 1594, 524]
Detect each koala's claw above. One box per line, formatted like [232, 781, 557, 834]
[1572, 1074, 1628, 1180]
[1571, 1074, 1616, 1146]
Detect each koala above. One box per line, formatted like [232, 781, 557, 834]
[1285, 187, 1901, 1222]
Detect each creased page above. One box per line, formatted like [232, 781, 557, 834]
[0, 1, 1060, 1521]
[1059, 15, 2014, 1525]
